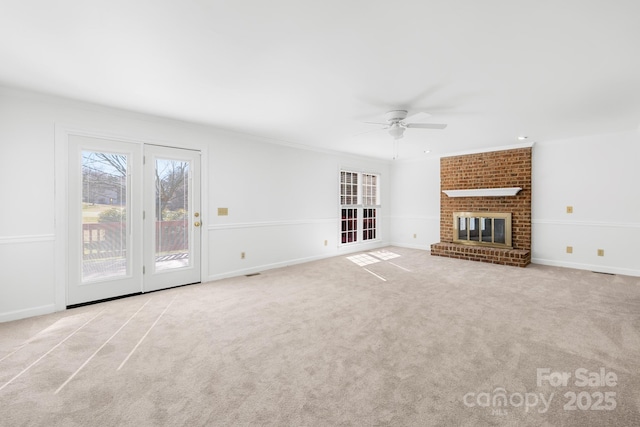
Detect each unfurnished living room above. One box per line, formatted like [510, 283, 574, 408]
[0, 1, 639, 426]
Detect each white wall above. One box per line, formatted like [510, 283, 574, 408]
[207, 137, 391, 279]
[0, 86, 390, 322]
[531, 131, 640, 276]
[389, 132, 640, 277]
[388, 156, 440, 249]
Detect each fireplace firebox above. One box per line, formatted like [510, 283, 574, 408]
[453, 212, 512, 248]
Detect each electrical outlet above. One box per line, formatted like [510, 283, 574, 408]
[597, 249, 604, 257]
[241, 252, 245, 259]
[413, 233, 417, 239]
[566, 206, 573, 214]
[324, 240, 328, 246]
[566, 246, 573, 254]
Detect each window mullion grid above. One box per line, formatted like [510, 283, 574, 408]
[340, 171, 358, 244]
[340, 171, 379, 244]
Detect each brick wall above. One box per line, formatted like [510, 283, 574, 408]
[432, 147, 532, 266]
[430, 242, 530, 268]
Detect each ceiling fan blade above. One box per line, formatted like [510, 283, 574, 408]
[352, 126, 388, 137]
[406, 123, 447, 130]
[405, 111, 431, 122]
[401, 84, 448, 109]
[363, 121, 388, 126]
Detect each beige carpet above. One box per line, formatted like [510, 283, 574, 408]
[1, 247, 639, 426]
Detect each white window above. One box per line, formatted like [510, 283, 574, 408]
[340, 170, 380, 244]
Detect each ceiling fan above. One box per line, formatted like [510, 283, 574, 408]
[366, 110, 447, 140]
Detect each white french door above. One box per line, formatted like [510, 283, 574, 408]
[143, 144, 201, 293]
[67, 135, 201, 306]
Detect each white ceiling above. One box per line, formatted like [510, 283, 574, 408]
[1, 0, 639, 159]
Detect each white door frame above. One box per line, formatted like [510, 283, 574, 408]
[54, 124, 208, 310]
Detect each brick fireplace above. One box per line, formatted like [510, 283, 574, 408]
[430, 147, 532, 267]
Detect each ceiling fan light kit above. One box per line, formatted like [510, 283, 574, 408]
[388, 123, 405, 140]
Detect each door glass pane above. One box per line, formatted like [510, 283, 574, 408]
[481, 218, 492, 242]
[155, 158, 190, 271]
[469, 217, 480, 241]
[82, 151, 128, 282]
[363, 208, 376, 240]
[341, 208, 358, 244]
[458, 217, 467, 240]
[494, 218, 506, 244]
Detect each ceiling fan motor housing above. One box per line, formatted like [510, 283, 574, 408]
[385, 110, 408, 123]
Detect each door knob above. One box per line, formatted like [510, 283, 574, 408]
[194, 221, 201, 227]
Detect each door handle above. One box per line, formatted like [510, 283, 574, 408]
[194, 221, 201, 227]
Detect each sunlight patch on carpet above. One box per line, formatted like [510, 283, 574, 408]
[369, 250, 400, 261]
[346, 254, 380, 266]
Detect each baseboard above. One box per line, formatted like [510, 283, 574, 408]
[206, 251, 345, 282]
[0, 304, 56, 323]
[206, 242, 390, 282]
[336, 240, 390, 254]
[389, 242, 432, 251]
[531, 258, 640, 277]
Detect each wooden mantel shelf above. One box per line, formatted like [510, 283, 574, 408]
[442, 187, 522, 197]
